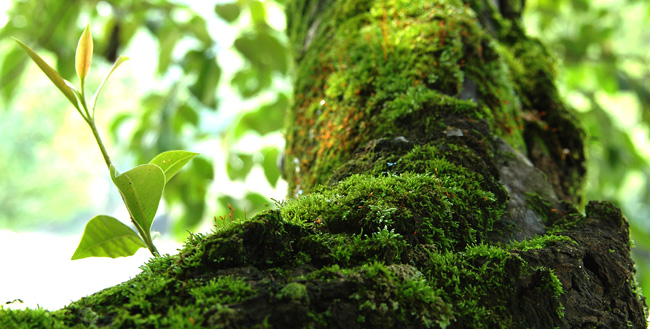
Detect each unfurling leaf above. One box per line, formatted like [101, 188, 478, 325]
[14, 38, 80, 110]
[110, 164, 165, 240]
[75, 24, 93, 84]
[71, 215, 146, 260]
[91, 56, 129, 112]
[149, 150, 199, 184]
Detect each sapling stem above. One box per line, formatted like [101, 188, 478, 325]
[17, 26, 192, 260]
[88, 119, 113, 169]
[84, 103, 160, 258]
[79, 88, 159, 258]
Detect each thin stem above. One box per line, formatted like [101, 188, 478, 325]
[146, 238, 160, 257]
[80, 86, 92, 122]
[127, 210, 160, 257]
[88, 120, 112, 170]
[85, 111, 160, 258]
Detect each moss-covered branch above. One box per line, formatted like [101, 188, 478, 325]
[1, 0, 645, 328]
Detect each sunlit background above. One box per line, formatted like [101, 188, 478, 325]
[0, 0, 649, 311]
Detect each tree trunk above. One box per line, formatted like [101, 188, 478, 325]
[280, 0, 646, 326]
[3, 0, 645, 328]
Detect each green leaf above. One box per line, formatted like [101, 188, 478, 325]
[156, 25, 182, 74]
[14, 38, 80, 110]
[111, 164, 165, 237]
[262, 147, 280, 187]
[71, 215, 146, 260]
[192, 156, 214, 180]
[184, 50, 221, 108]
[185, 16, 212, 45]
[175, 104, 199, 128]
[109, 112, 134, 141]
[245, 192, 271, 214]
[234, 31, 287, 74]
[173, 194, 205, 236]
[226, 152, 254, 181]
[215, 3, 241, 23]
[249, 1, 266, 24]
[0, 47, 28, 103]
[149, 150, 199, 184]
[231, 68, 271, 98]
[75, 24, 93, 84]
[235, 93, 288, 137]
[91, 56, 129, 113]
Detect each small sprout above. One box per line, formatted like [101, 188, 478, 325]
[17, 24, 197, 260]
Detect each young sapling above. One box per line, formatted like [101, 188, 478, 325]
[15, 24, 197, 259]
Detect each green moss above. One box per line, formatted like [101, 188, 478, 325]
[285, 0, 540, 195]
[524, 192, 584, 233]
[301, 261, 454, 328]
[281, 170, 505, 252]
[0, 307, 72, 329]
[0, 199, 625, 328]
[278, 282, 309, 303]
[508, 234, 575, 252]
[525, 192, 557, 225]
[189, 276, 256, 305]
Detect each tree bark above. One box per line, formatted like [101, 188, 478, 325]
[3, 0, 646, 328]
[275, 0, 646, 327]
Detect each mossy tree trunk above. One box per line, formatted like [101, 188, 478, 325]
[278, 0, 646, 327]
[3, 0, 646, 328]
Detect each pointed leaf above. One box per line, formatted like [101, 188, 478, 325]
[75, 24, 93, 83]
[71, 215, 146, 260]
[0, 48, 28, 102]
[111, 164, 165, 236]
[91, 56, 129, 112]
[14, 38, 80, 110]
[149, 150, 199, 184]
[262, 147, 280, 187]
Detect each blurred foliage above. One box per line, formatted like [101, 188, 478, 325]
[0, 0, 288, 235]
[524, 0, 650, 293]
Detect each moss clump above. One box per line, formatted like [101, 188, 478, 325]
[0, 307, 70, 329]
[278, 282, 309, 303]
[300, 261, 455, 328]
[281, 170, 505, 253]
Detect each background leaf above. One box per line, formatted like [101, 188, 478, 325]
[0, 48, 28, 103]
[262, 147, 280, 187]
[183, 50, 221, 108]
[215, 3, 241, 23]
[226, 152, 254, 181]
[235, 93, 288, 137]
[234, 31, 287, 75]
[71, 215, 146, 260]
